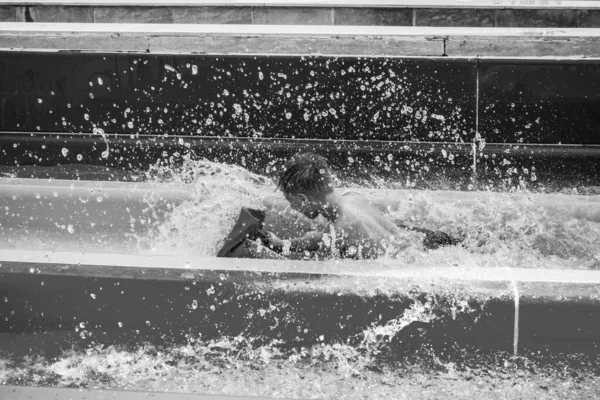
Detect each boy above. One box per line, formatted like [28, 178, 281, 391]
[263, 152, 411, 259]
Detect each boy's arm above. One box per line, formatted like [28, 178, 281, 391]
[289, 231, 324, 252]
[265, 231, 324, 253]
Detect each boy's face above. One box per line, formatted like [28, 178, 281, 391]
[285, 193, 321, 219]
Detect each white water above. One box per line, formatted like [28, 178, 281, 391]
[1, 159, 599, 269]
[139, 158, 600, 270]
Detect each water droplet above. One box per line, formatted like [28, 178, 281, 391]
[61, 148, 69, 157]
[97, 196, 103, 202]
[127, 121, 134, 129]
[84, 114, 89, 121]
[77, 154, 83, 161]
[258, 71, 264, 80]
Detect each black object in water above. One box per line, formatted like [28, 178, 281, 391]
[395, 222, 462, 250]
[218, 207, 461, 259]
[217, 207, 268, 258]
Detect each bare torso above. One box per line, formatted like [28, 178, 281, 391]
[325, 192, 410, 259]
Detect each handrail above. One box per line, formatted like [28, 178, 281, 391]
[1, 0, 599, 10]
[2, 22, 600, 37]
[3, 132, 600, 156]
[1, 23, 600, 57]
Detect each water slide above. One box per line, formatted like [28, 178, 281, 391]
[1, 1, 600, 398]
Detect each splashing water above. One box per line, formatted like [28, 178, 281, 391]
[1, 158, 597, 268]
[0, 294, 481, 392]
[136, 158, 599, 268]
[379, 190, 600, 269]
[2, 291, 598, 399]
[92, 127, 110, 158]
[141, 157, 271, 256]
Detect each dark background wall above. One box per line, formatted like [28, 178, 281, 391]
[1, 52, 599, 190]
[0, 53, 476, 142]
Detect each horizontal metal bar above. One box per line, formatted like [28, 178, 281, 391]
[1, 0, 599, 10]
[2, 23, 600, 38]
[3, 132, 600, 157]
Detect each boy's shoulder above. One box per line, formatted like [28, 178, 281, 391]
[341, 190, 369, 203]
[341, 191, 376, 210]
[342, 190, 362, 197]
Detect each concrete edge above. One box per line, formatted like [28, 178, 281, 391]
[2, 249, 600, 285]
[0, 385, 291, 400]
[2, 248, 600, 359]
[1, 23, 599, 56]
[2, 252, 600, 356]
[2, 0, 600, 10]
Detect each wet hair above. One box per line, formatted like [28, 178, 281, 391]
[277, 153, 334, 199]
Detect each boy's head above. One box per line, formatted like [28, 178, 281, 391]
[277, 153, 334, 219]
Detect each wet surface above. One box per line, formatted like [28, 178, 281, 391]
[1, 330, 600, 400]
[1, 49, 599, 399]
